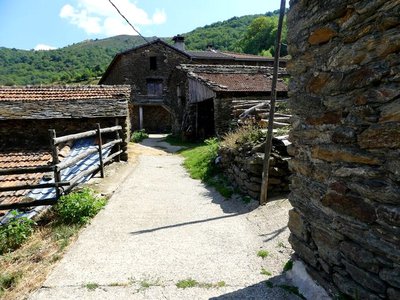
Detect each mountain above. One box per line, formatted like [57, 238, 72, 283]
[0, 10, 280, 86]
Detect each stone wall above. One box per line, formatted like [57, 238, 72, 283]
[287, 0, 400, 298]
[219, 138, 291, 199]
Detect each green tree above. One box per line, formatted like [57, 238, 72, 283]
[238, 16, 287, 56]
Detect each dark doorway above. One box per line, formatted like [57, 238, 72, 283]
[196, 98, 215, 139]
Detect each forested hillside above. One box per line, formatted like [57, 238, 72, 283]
[0, 10, 284, 85]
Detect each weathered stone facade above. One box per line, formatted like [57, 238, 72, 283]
[219, 138, 291, 199]
[287, 0, 400, 298]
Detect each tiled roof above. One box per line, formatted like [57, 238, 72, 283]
[0, 149, 52, 213]
[0, 85, 131, 101]
[181, 64, 288, 93]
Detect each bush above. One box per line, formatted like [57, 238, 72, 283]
[221, 125, 264, 151]
[0, 211, 35, 254]
[55, 189, 106, 225]
[130, 130, 149, 143]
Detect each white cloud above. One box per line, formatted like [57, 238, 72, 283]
[34, 44, 57, 51]
[59, 0, 167, 36]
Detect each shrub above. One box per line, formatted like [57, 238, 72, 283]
[130, 129, 149, 143]
[221, 125, 264, 151]
[55, 189, 106, 225]
[0, 211, 35, 254]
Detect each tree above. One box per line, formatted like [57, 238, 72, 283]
[238, 16, 287, 56]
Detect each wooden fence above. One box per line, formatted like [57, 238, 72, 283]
[0, 124, 123, 210]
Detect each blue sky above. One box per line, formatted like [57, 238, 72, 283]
[0, 0, 288, 50]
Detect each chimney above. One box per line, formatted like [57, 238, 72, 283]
[206, 43, 214, 51]
[172, 35, 185, 51]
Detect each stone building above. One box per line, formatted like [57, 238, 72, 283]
[287, 0, 400, 299]
[99, 36, 287, 135]
[175, 64, 288, 138]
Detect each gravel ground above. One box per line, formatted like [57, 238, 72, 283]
[30, 136, 301, 300]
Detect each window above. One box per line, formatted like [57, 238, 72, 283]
[147, 79, 163, 96]
[150, 56, 157, 70]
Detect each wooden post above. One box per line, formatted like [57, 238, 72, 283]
[260, 0, 286, 205]
[115, 118, 121, 162]
[139, 106, 143, 130]
[96, 123, 105, 178]
[49, 129, 61, 199]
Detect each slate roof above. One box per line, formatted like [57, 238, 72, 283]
[181, 64, 288, 93]
[0, 85, 131, 101]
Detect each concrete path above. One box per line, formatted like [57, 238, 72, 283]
[30, 136, 298, 300]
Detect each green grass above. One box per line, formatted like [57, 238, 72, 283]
[257, 250, 270, 259]
[260, 268, 272, 276]
[84, 282, 99, 291]
[51, 223, 81, 250]
[165, 135, 202, 148]
[0, 272, 21, 296]
[176, 279, 226, 289]
[176, 278, 199, 289]
[283, 260, 293, 272]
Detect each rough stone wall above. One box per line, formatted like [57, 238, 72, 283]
[219, 138, 291, 199]
[287, 0, 400, 299]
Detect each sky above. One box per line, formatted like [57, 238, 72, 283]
[0, 0, 288, 50]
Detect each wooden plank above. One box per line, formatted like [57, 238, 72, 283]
[0, 165, 53, 176]
[99, 125, 122, 134]
[53, 129, 97, 145]
[56, 147, 99, 171]
[67, 164, 100, 190]
[0, 181, 70, 192]
[103, 139, 122, 149]
[49, 129, 61, 199]
[97, 124, 105, 178]
[0, 198, 58, 210]
[103, 150, 123, 165]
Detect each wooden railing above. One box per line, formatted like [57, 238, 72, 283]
[0, 124, 123, 210]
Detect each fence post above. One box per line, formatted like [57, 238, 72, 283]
[115, 119, 121, 162]
[49, 129, 61, 199]
[96, 123, 105, 178]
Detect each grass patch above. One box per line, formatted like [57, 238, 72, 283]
[260, 268, 272, 276]
[130, 129, 149, 143]
[176, 279, 226, 289]
[180, 138, 219, 181]
[0, 189, 107, 299]
[275, 126, 291, 136]
[85, 282, 99, 291]
[283, 260, 293, 272]
[176, 278, 199, 289]
[165, 135, 202, 149]
[179, 138, 236, 199]
[257, 250, 270, 259]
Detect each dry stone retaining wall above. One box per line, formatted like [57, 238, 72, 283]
[287, 0, 400, 298]
[219, 138, 291, 199]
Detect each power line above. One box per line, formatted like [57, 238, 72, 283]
[108, 0, 151, 44]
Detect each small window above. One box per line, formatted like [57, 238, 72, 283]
[150, 56, 157, 70]
[147, 79, 163, 96]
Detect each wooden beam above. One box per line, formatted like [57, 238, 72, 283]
[139, 106, 143, 130]
[97, 124, 105, 178]
[56, 147, 99, 171]
[0, 181, 70, 192]
[260, 0, 286, 205]
[103, 150, 123, 165]
[100, 125, 122, 134]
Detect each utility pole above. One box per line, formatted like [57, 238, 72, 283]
[260, 0, 286, 205]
